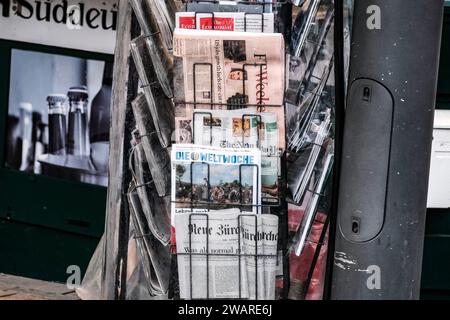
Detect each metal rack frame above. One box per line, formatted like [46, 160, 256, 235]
[104, 0, 339, 301]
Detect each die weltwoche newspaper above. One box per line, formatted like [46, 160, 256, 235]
[170, 144, 262, 244]
[175, 209, 279, 299]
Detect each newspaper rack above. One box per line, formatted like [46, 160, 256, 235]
[100, 0, 334, 301]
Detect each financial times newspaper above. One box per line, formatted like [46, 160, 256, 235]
[171, 144, 262, 246]
[173, 29, 285, 107]
[173, 29, 286, 149]
[176, 12, 275, 33]
[175, 210, 279, 299]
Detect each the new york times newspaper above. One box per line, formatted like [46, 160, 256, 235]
[175, 210, 279, 299]
[189, 107, 281, 203]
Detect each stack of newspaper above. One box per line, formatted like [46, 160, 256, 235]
[172, 28, 286, 204]
[169, 0, 287, 300]
[175, 209, 279, 300]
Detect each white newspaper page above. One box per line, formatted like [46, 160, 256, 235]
[175, 209, 249, 299]
[240, 215, 265, 300]
[262, 214, 279, 300]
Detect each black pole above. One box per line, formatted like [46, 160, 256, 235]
[331, 0, 444, 299]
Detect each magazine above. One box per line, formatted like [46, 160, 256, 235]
[176, 12, 275, 33]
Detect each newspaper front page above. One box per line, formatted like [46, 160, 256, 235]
[175, 209, 248, 299]
[173, 29, 286, 146]
[188, 107, 281, 202]
[175, 210, 279, 299]
[171, 144, 262, 246]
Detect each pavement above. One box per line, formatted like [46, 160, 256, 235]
[0, 273, 79, 300]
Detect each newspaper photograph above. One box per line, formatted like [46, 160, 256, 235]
[170, 144, 262, 240]
[175, 210, 279, 299]
[176, 12, 275, 33]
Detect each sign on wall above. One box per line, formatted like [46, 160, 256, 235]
[0, 0, 117, 54]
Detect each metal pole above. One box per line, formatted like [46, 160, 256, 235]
[331, 0, 444, 299]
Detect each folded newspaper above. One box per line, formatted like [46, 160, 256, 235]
[176, 12, 275, 33]
[173, 29, 285, 107]
[184, 107, 281, 203]
[175, 209, 279, 299]
[170, 144, 262, 212]
[170, 144, 262, 247]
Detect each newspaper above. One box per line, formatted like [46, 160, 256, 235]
[240, 215, 264, 299]
[171, 144, 262, 246]
[175, 209, 248, 299]
[173, 28, 286, 148]
[185, 0, 273, 14]
[261, 214, 279, 300]
[181, 107, 281, 203]
[189, 107, 278, 154]
[175, 210, 279, 299]
[176, 12, 275, 33]
[173, 29, 285, 107]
